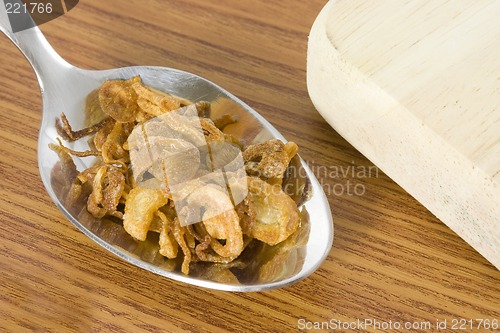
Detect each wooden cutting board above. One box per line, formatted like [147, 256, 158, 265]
[307, 0, 500, 268]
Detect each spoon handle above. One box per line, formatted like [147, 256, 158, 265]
[0, 0, 71, 91]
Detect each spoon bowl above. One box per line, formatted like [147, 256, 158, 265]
[0, 1, 333, 291]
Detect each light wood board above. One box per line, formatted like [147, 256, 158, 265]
[308, 0, 500, 268]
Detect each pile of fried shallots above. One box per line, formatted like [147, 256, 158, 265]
[51, 76, 301, 276]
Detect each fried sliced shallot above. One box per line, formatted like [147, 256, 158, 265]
[243, 139, 298, 185]
[155, 210, 179, 259]
[132, 79, 181, 116]
[52, 75, 306, 279]
[87, 165, 125, 219]
[170, 217, 192, 275]
[123, 187, 168, 241]
[99, 76, 140, 123]
[187, 185, 244, 258]
[200, 118, 226, 142]
[56, 113, 112, 142]
[245, 177, 300, 245]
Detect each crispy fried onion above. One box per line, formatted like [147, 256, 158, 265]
[53, 75, 304, 278]
[87, 165, 126, 219]
[98, 76, 186, 123]
[245, 177, 300, 245]
[187, 185, 244, 258]
[100, 121, 135, 170]
[131, 79, 181, 117]
[123, 187, 168, 241]
[155, 210, 178, 259]
[56, 113, 112, 142]
[243, 139, 298, 185]
[99, 77, 140, 123]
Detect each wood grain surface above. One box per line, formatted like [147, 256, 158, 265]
[0, 1, 498, 332]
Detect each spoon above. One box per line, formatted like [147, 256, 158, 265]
[0, 1, 333, 291]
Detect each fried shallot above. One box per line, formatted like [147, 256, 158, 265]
[52, 75, 304, 278]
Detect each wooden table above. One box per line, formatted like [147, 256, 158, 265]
[0, 1, 498, 332]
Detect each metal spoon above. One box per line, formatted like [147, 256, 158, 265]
[0, 1, 333, 291]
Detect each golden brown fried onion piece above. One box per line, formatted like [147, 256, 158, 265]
[99, 77, 140, 123]
[56, 113, 112, 142]
[131, 79, 181, 117]
[187, 185, 244, 258]
[245, 177, 300, 245]
[123, 187, 168, 241]
[243, 139, 298, 185]
[87, 165, 126, 219]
